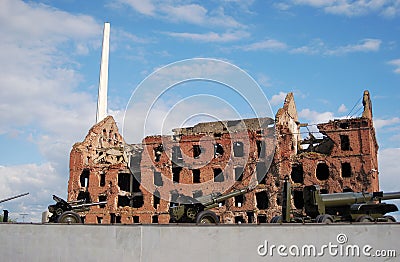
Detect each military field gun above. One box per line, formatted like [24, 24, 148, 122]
[1, 192, 29, 222]
[272, 177, 400, 223]
[169, 187, 250, 224]
[48, 195, 107, 223]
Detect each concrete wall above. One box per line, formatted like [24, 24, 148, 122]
[0, 223, 399, 262]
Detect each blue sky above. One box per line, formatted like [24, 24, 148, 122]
[0, 0, 400, 222]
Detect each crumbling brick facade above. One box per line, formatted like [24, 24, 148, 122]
[67, 90, 379, 224]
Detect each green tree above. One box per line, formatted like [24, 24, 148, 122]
[0, 214, 16, 222]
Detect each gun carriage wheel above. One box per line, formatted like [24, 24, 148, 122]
[57, 211, 82, 224]
[383, 215, 396, 223]
[270, 215, 282, 223]
[196, 210, 219, 224]
[316, 214, 334, 224]
[355, 215, 374, 223]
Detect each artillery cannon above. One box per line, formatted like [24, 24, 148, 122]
[272, 177, 400, 223]
[1, 192, 29, 222]
[303, 185, 400, 223]
[169, 187, 250, 224]
[48, 195, 107, 223]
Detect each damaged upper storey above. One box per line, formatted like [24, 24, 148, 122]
[274, 90, 379, 195]
[172, 117, 275, 137]
[277, 90, 377, 156]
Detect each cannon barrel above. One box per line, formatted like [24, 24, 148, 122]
[71, 201, 107, 210]
[0, 192, 29, 204]
[379, 191, 400, 201]
[319, 191, 400, 207]
[197, 188, 248, 209]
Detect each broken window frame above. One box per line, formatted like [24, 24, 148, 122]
[77, 191, 91, 203]
[234, 166, 244, 182]
[154, 144, 164, 162]
[256, 140, 266, 158]
[316, 162, 330, 181]
[172, 166, 182, 183]
[154, 171, 163, 186]
[340, 135, 351, 151]
[192, 144, 202, 159]
[233, 141, 244, 157]
[172, 146, 183, 164]
[214, 143, 224, 157]
[235, 216, 245, 224]
[256, 161, 267, 184]
[247, 211, 254, 223]
[341, 162, 352, 178]
[118, 173, 131, 192]
[80, 168, 90, 188]
[213, 168, 224, 182]
[99, 171, 106, 187]
[98, 195, 107, 208]
[192, 169, 201, 183]
[153, 191, 160, 209]
[255, 191, 269, 210]
[290, 164, 304, 184]
[234, 194, 244, 207]
[132, 216, 140, 223]
[117, 195, 130, 207]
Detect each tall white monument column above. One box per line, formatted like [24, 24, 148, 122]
[96, 22, 110, 123]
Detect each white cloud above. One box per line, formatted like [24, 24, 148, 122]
[273, 2, 292, 11]
[374, 117, 400, 129]
[326, 38, 381, 55]
[298, 108, 335, 124]
[338, 104, 347, 113]
[388, 58, 400, 74]
[257, 74, 273, 88]
[162, 4, 208, 25]
[0, 0, 100, 45]
[291, 38, 325, 54]
[116, 30, 152, 44]
[165, 30, 250, 42]
[241, 39, 288, 51]
[222, 0, 255, 13]
[118, 1, 245, 28]
[291, 38, 382, 55]
[119, 0, 155, 15]
[291, 0, 400, 17]
[162, 4, 245, 28]
[270, 92, 288, 106]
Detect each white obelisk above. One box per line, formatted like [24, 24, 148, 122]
[96, 22, 110, 123]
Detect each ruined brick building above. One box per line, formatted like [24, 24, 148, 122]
[67, 90, 379, 224]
